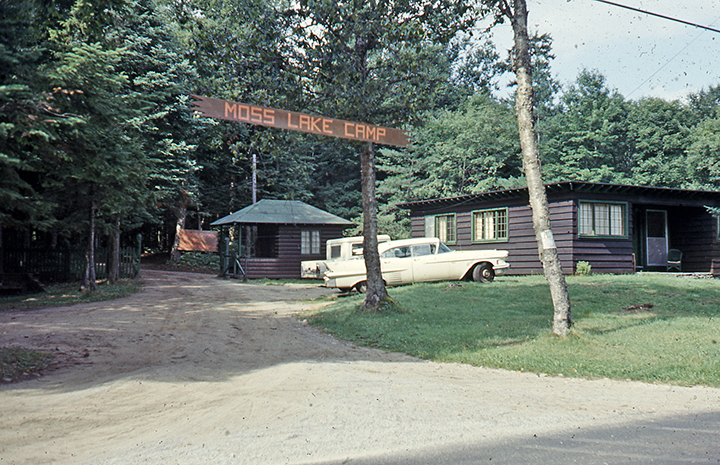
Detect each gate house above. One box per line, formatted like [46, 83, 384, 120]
[211, 199, 353, 279]
[399, 181, 720, 275]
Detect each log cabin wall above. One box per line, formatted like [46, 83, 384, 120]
[245, 224, 348, 279]
[405, 182, 720, 275]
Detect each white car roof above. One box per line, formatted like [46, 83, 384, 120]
[326, 235, 391, 246]
[377, 237, 441, 253]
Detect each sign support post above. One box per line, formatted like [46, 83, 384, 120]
[192, 95, 408, 308]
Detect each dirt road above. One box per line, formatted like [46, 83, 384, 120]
[1, 270, 719, 464]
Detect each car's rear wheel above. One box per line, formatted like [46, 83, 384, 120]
[472, 263, 495, 283]
[355, 281, 368, 293]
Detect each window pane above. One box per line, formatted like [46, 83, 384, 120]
[580, 202, 625, 236]
[312, 230, 320, 254]
[474, 209, 507, 241]
[446, 215, 456, 243]
[411, 244, 433, 256]
[435, 216, 447, 242]
[301, 230, 320, 254]
[330, 245, 341, 259]
[483, 212, 494, 240]
[425, 216, 435, 237]
[497, 209, 508, 239]
[647, 211, 666, 238]
[610, 205, 624, 236]
[594, 204, 610, 235]
[474, 213, 483, 241]
[301, 230, 310, 254]
[579, 203, 593, 235]
[393, 246, 411, 258]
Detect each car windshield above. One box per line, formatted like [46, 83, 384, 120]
[438, 242, 452, 253]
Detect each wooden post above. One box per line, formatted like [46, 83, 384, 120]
[136, 233, 142, 278]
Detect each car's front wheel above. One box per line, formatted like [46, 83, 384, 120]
[472, 263, 495, 283]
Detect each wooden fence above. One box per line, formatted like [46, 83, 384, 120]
[2, 239, 141, 283]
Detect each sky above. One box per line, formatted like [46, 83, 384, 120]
[486, 0, 719, 101]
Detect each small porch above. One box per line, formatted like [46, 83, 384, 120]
[631, 205, 718, 273]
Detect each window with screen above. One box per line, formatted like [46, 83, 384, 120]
[472, 208, 508, 242]
[579, 201, 626, 237]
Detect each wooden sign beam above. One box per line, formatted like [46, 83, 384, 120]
[191, 95, 408, 148]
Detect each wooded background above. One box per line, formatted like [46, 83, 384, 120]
[2, 0, 719, 263]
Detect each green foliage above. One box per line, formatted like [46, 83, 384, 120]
[447, 32, 503, 96]
[1, 347, 54, 382]
[542, 70, 630, 183]
[686, 116, 720, 189]
[0, 1, 57, 230]
[0, 280, 142, 311]
[536, 71, 720, 191]
[175, 251, 219, 270]
[626, 97, 693, 187]
[309, 275, 720, 386]
[376, 94, 523, 236]
[3, 0, 720, 255]
[574, 261, 591, 276]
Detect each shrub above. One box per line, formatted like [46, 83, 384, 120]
[176, 252, 219, 270]
[575, 261, 592, 276]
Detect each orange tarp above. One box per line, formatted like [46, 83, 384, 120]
[177, 229, 218, 253]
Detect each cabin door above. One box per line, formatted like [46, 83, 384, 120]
[646, 210, 668, 267]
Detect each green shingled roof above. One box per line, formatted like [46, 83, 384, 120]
[210, 199, 354, 226]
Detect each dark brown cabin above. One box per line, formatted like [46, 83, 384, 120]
[211, 199, 353, 279]
[399, 181, 720, 275]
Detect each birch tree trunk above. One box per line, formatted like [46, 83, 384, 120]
[360, 143, 387, 311]
[170, 204, 187, 261]
[509, 0, 572, 335]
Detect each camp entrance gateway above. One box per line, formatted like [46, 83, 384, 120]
[191, 95, 408, 147]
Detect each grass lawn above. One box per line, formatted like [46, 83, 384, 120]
[1, 279, 142, 382]
[307, 274, 720, 387]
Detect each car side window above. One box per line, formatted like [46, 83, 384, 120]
[381, 246, 411, 258]
[411, 244, 433, 257]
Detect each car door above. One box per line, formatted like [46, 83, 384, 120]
[380, 246, 413, 285]
[410, 243, 452, 283]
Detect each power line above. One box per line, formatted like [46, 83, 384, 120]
[625, 28, 706, 98]
[592, 0, 720, 34]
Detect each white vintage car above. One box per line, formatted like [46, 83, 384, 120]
[300, 235, 391, 279]
[323, 237, 509, 292]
